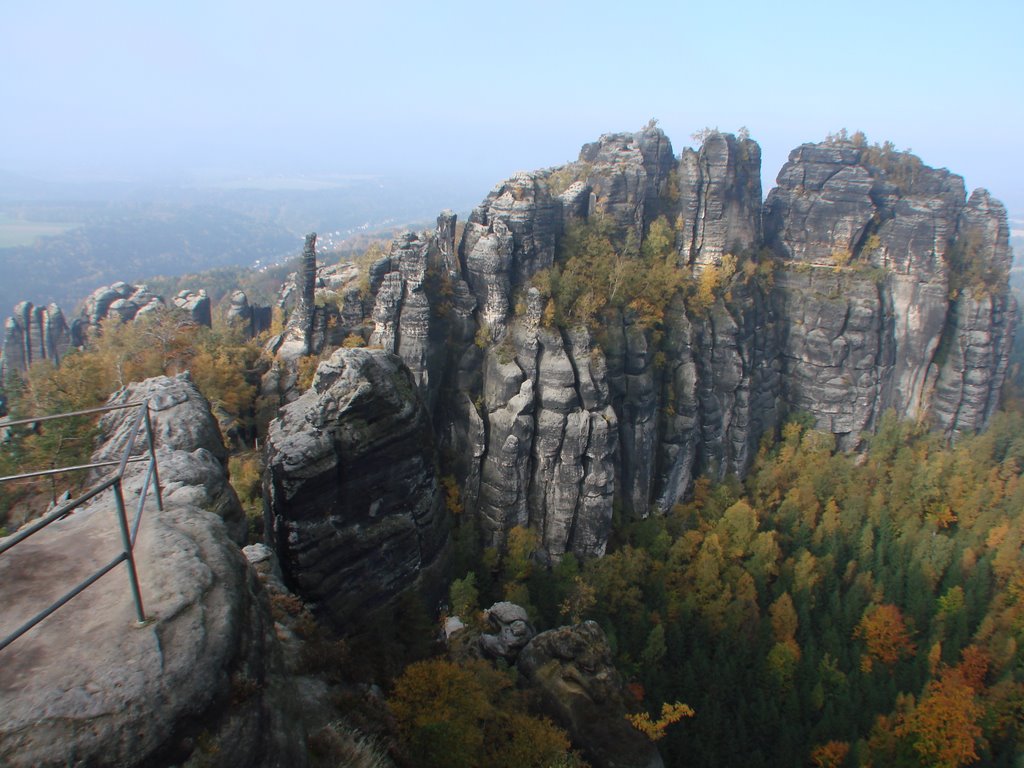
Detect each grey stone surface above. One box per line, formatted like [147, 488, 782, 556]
[766, 139, 1015, 442]
[677, 131, 763, 269]
[264, 348, 447, 630]
[479, 601, 535, 661]
[0, 301, 71, 377]
[172, 288, 212, 327]
[0, 375, 306, 768]
[272, 233, 318, 362]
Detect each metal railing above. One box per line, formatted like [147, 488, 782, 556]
[0, 400, 163, 651]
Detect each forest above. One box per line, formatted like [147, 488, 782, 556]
[1, 228, 1021, 768]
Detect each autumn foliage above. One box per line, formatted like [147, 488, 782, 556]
[854, 603, 916, 670]
[389, 658, 584, 768]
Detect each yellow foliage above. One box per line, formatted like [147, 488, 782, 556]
[295, 355, 320, 392]
[626, 701, 694, 741]
[390, 659, 579, 768]
[689, 254, 736, 315]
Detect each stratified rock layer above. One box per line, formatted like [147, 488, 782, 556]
[766, 140, 1016, 445]
[264, 348, 447, 629]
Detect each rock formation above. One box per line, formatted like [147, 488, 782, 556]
[263, 347, 448, 630]
[226, 289, 274, 339]
[479, 601, 535, 662]
[517, 621, 664, 768]
[333, 126, 1014, 564]
[0, 374, 306, 767]
[765, 139, 1016, 445]
[262, 233, 375, 404]
[172, 288, 212, 328]
[271, 233, 318, 362]
[677, 131, 762, 269]
[0, 301, 71, 378]
[0, 284, 216, 377]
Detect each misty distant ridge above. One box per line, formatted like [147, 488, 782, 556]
[0, 171, 483, 312]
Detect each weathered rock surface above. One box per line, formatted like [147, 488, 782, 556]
[517, 621, 663, 768]
[461, 172, 561, 329]
[580, 123, 676, 243]
[0, 374, 306, 767]
[264, 347, 447, 630]
[226, 290, 274, 339]
[479, 601, 535, 662]
[0, 301, 71, 377]
[369, 213, 458, 407]
[766, 139, 1016, 444]
[355, 127, 1013, 564]
[172, 288, 212, 328]
[93, 373, 247, 544]
[272, 233, 319, 362]
[677, 131, 762, 269]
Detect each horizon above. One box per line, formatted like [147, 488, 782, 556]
[2, 0, 1022, 215]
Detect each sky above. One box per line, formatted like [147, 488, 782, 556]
[2, 0, 1022, 213]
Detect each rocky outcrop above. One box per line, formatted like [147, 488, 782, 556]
[1, 282, 215, 377]
[580, 123, 676, 243]
[70, 281, 213, 346]
[479, 601, 535, 662]
[461, 173, 561, 330]
[517, 621, 663, 768]
[677, 131, 763, 269]
[466, 289, 618, 558]
[262, 234, 374, 405]
[272, 233, 318, 361]
[172, 289, 212, 328]
[226, 290, 273, 339]
[93, 374, 247, 544]
[369, 213, 459, 407]
[0, 374, 306, 767]
[0, 301, 71, 377]
[81, 281, 165, 329]
[765, 139, 1016, 445]
[264, 348, 447, 631]
[250, 128, 1012, 570]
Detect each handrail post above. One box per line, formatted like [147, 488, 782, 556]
[0, 398, 159, 650]
[143, 406, 163, 512]
[113, 479, 147, 624]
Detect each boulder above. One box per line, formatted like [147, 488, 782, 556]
[517, 621, 663, 768]
[479, 601, 535, 661]
[264, 348, 447, 631]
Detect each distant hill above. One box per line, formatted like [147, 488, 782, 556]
[0, 173, 478, 313]
[0, 205, 298, 312]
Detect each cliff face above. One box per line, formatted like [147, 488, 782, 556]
[765, 141, 1016, 445]
[335, 127, 1013, 565]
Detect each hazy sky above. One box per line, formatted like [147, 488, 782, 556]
[3, 0, 1022, 211]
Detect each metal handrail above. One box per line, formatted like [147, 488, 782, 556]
[0, 400, 163, 652]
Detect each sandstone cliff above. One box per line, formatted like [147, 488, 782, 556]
[338, 126, 1014, 564]
[263, 347, 448, 631]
